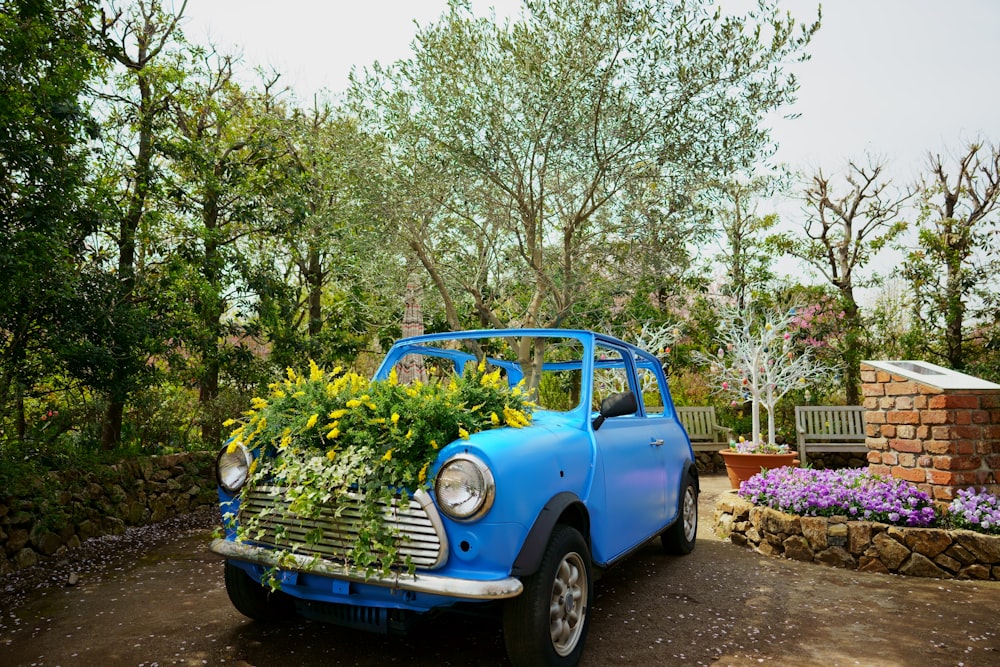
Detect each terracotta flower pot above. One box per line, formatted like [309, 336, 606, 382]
[719, 450, 800, 490]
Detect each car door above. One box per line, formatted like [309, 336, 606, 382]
[589, 343, 668, 562]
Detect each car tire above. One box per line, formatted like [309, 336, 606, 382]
[224, 561, 294, 622]
[503, 524, 592, 667]
[661, 475, 698, 554]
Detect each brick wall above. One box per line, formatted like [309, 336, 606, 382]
[862, 363, 1000, 501]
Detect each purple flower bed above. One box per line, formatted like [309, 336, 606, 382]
[738, 467, 938, 527]
[948, 487, 1000, 535]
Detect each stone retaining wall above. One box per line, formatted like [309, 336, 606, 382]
[0, 452, 217, 575]
[714, 491, 1000, 580]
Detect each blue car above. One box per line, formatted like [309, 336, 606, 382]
[211, 329, 699, 667]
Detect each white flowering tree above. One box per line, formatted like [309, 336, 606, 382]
[698, 300, 833, 451]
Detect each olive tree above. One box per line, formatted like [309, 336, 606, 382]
[770, 156, 913, 404]
[902, 142, 1000, 373]
[353, 0, 819, 373]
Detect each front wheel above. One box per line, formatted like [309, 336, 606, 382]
[224, 561, 294, 622]
[661, 475, 698, 554]
[503, 525, 592, 667]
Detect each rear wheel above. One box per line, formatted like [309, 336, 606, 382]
[661, 475, 698, 554]
[503, 525, 592, 667]
[224, 561, 294, 622]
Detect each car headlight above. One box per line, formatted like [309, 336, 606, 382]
[434, 453, 495, 521]
[216, 442, 252, 493]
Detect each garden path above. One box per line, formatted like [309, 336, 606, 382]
[1, 475, 997, 666]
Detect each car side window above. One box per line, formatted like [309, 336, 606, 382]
[635, 364, 667, 416]
[592, 344, 637, 416]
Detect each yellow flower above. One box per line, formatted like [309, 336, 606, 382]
[326, 449, 336, 461]
[309, 359, 324, 382]
[418, 462, 429, 484]
[503, 406, 530, 428]
[222, 418, 236, 427]
[326, 427, 341, 440]
[271, 389, 286, 399]
[248, 459, 258, 475]
[346, 399, 362, 409]
[251, 397, 268, 410]
[458, 427, 469, 440]
[286, 367, 297, 382]
[279, 434, 292, 450]
[478, 357, 486, 373]
[391, 412, 400, 425]
[430, 439, 438, 449]
[329, 409, 348, 419]
[226, 440, 239, 454]
[389, 367, 398, 385]
[382, 449, 393, 462]
[292, 391, 305, 398]
[405, 429, 413, 439]
[305, 414, 319, 430]
[490, 412, 500, 426]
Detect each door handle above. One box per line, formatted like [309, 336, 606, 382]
[650, 438, 664, 447]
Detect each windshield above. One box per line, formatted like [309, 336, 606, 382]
[378, 333, 589, 413]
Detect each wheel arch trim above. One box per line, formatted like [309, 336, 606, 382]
[511, 491, 589, 577]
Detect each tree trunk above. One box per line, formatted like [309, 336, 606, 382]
[101, 400, 124, 450]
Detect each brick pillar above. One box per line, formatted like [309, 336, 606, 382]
[862, 362, 1000, 501]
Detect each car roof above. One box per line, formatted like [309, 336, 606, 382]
[390, 328, 650, 356]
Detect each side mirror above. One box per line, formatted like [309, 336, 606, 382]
[592, 391, 638, 431]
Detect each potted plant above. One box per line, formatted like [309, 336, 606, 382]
[719, 436, 799, 489]
[698, 299, 832, 489]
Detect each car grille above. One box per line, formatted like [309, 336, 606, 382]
[238, 485, 448, 569]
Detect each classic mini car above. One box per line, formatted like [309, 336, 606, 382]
[211, 329, 699, 667]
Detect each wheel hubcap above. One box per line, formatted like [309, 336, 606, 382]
[549, 551, 587, 656]
[683, 487, 697, 542]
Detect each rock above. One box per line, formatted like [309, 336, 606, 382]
[905, 529, 953, 559]
[933, 552, 961, 574]
[5, 528, 29, 555]
[954, 531, 1000, 563]
[76, 519, 97, 541]
[815, 546, 854, 569]
[873, 532, 910, 571]
[958, 564, 991, 580]
[67, 572, 80, 586]
[758, 507, 800, 536]
[30, 529, 62, 557]
[899, 552, 950, 579]
[858, 556, 891, 574]
[783, 535, 815, 562]
[14, 547, 38, 569]
[827, 523, 848, 547]
[847, 522, 873, 555]
[799, 516, 828, 551]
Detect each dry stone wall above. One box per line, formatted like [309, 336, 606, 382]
[714, 491, 1000, 580]
[0, 452, 216, 575]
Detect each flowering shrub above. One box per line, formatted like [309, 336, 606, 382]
[223, 359, 533, 582]
[947, 487, 1000, 535]
[738, 467, 937, 527]
[728, 435, 790, 455]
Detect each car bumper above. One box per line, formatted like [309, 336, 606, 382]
[210, 538, 524, 600]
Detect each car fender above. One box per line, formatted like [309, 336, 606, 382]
[510, 491, 589, 577]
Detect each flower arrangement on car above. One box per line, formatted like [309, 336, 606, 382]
[220, 358, 534, 583]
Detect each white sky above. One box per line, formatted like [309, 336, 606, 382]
[180, 0, 1000, 296]
[180, 0, 1000, 180]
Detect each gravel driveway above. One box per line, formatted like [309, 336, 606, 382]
[2, 474, 998, 666]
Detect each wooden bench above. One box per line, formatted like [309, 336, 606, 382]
[795, 405, 868, 465]
[676, 406, 733, 452]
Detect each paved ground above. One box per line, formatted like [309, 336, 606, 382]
[2, 474, 999, 666]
